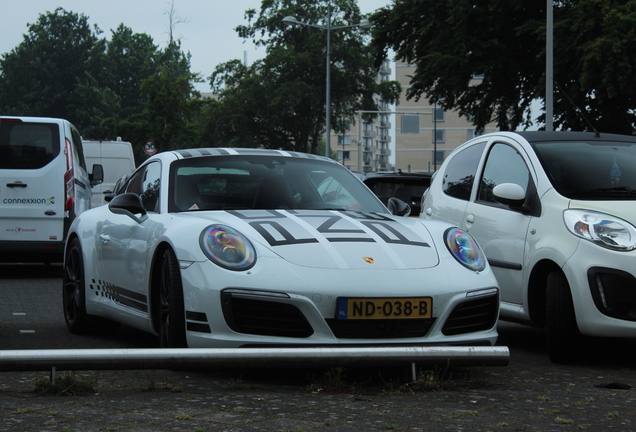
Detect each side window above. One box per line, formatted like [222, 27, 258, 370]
[442, 141, 486, 201]
[70, 126, 87, 171]
[126, 162, 161, 212]
[477, 143, 530, 204]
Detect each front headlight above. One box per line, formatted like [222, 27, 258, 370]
[199, 225, 256, 270]
[444, 227, 486, 272]
[563, 210, 636, 251]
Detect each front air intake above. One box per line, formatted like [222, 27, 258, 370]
[221, 293, 314, 338]
[442, 294, 499, 336]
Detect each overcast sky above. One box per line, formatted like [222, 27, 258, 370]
[1, 0, 392, 92]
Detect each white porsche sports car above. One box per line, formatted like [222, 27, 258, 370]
[63, 148, 500, 348]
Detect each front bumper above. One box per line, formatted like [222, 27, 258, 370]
[179, 257, 500, 348]
[564, 240, 636, 337]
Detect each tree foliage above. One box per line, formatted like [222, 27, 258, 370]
[202, 0, 400, 154]
[549, 0, 636, 134]
[371, 0, 544, 132]
[0, 8, 107, 131]
[0, 7, 202, 160]
[371, 0, 636, 134]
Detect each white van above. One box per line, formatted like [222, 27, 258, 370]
[0, 116, 103, 263]
[82, 138, 135, 208]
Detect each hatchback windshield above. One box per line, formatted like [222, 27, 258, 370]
[168, 155, 387, 213]
[532, 140, 636, 200]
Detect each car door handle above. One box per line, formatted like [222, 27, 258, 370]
[465, 214, 475, 227]
[99, 233, 110, 244]
[6, 182, 27, 188]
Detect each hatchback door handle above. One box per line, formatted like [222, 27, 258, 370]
[465, 214, 475, 226]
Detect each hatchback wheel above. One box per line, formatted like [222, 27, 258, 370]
[546, 270, 580, 363]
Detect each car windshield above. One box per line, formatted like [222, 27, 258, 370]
[168, 155, 388, 213]
[532, 140, 636, 200]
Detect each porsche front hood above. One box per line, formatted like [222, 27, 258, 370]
[185, 209, 440, 270]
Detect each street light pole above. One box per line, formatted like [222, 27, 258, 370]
[325, 2, 332, 158]
[433, 102, 437, 172]
[283, 6, 371, 158]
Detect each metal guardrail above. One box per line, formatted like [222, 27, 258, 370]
[0, 346, 509, 372]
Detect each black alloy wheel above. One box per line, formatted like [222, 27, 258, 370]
[159, 248, 188, 348]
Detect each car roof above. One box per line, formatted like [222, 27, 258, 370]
[169, 148, 336, 163]
[515, 131, 636, 144]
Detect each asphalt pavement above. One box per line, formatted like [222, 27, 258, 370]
[1, 264, 636, 431]
[1, 324, 636, 431]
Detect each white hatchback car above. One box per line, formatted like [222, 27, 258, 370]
[422, 131, 636, 363]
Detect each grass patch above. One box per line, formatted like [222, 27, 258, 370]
[34, 371, 98, 396]
[307, 367, 357, 394]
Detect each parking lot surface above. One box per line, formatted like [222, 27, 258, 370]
[1, 264, 636, 431]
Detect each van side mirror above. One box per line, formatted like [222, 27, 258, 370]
[90, 164, 104, 187]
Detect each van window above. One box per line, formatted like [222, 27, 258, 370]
[70, 127, 87, 171]
[0, 121, 60, 169]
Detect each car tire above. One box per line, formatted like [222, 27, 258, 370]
[546, 270, 580, 363]
[63, 238, 91, 334]
[159, 248, 188, 348]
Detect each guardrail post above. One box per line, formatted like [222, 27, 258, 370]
[50, 366, 56, 394]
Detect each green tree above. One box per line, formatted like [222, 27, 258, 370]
[371, 0, 636, 134]
[202, 0, 400, 154]
[0, 8, 110, 132]
[103, 24, 158, 121]
[549, 0, 636, 134]
[371, 0, 544, 133]
[107, 40, 203, 162]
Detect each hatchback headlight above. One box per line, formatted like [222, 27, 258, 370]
[444, 227, 486, 271]
[200, 225, 256, 270]
[563, 210, 636, 251]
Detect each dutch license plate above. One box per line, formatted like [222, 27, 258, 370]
[336, 297, 432, 319]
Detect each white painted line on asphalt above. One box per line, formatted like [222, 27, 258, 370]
[19, 330, 35, 334]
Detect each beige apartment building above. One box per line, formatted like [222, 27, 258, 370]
[392, 61, 498, 173]
[331, 60, 393, 173]
[336, 60, 497, 173]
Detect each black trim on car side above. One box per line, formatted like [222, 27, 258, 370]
[488, 258, 522, 271]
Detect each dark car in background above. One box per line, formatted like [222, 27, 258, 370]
[363, 171, 432, 216]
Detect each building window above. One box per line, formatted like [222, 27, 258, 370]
[432, 129, 445, 143]
[363, 137, 373, 150]
[401, 115, 420, 134]
[434, 107, 445, 122]
[433, 150, 445, 167]
[467, 129, 475, 140]
[337, 135, 351, 145]
[338, 150, 350, 161]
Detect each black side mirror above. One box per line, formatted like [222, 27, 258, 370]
[108, 193, 147, 223]
[90, 164, 104, 186]
[387, 197, 411, 217]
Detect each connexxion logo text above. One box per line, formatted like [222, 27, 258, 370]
[2, 197, 56, 205]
